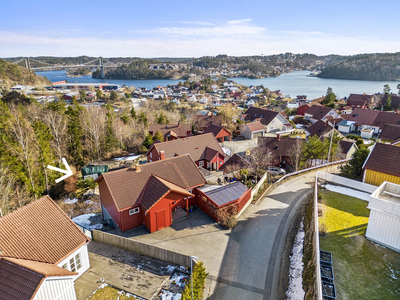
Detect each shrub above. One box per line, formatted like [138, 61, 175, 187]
[225, 215, 238, 229]
[215, 204, 238, 229]
[182, 262, 208, 300]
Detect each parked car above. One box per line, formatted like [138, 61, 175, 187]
[267, 166, 286, 175]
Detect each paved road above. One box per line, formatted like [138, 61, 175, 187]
[208, 171, 317, 300]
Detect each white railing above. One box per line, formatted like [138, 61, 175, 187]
[275, 158, 351, 185]
[317, 172, 377, 193]
[314, 174, 323, 300]
[251, 158, 352, 203]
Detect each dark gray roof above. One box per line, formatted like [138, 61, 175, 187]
[201, 181, 248, 207]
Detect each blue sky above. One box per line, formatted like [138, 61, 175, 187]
[1, 0, 399, 57]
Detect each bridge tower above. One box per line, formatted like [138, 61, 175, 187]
[25, 57, 31, 70]
[99, 57, 105, 79]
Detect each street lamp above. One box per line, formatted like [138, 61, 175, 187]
[190, 255, 198, 300]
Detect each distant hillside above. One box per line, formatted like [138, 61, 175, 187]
[0, 59, 51, 87]
[317, 53, 400, 81]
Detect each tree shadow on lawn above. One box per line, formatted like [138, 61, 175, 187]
[320, 225, 400, 300]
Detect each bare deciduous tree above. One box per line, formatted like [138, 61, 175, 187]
[81, 106, 106, 161]
[42, 109, 67, 162]
[7, 107, 38, 195]
[289, 138, 304, 172]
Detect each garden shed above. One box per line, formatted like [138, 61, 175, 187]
[195, 181, 252, 222]
[366, 181, 400, 252]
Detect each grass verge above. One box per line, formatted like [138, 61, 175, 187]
[319, 190, 400, 300]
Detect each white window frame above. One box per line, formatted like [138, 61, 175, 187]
[129, 207, 140, 215]
[150, 152, 152, 158]
[199, 161, 204, 167]
[67, 253, 82, 272]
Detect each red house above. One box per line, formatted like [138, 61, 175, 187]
[96, 155, 253, 233]
[96, 155, 207, 233]
[148, 123, 192, 141]
[147, 133, 226, 171]
[203, 124, 232, 142]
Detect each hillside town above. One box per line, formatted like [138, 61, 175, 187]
[1, 69, 400, 300]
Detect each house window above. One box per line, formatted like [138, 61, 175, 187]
[62, 263, 68, 269]
[220, 161, 223, 165]
[69, 253, 81, 272]
[150, 152, 152, 158]
[199, 161, 204, 167]
[129, 207, 140, 215]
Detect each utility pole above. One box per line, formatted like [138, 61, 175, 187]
[325, 122, 335, 174]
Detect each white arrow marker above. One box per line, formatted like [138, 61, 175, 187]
[47, 158, 73, 183]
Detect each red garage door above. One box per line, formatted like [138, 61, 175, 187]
[156, 210, 166, 231]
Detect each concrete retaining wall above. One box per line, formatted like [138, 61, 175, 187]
[92, 230, 191, 267]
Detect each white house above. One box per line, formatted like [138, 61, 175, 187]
[241, 107, 292, 133]
[245, 99, 255, 107]
[187, 95, 197, 102]
[304, 105, 339, 124]
[0, 195, 90, 300]
[366, 181, 400, 252]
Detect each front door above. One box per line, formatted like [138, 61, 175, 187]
[156, 210, 166, 231]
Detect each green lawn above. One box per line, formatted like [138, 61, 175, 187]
[319, 190, 400, 300]
[87, 285, 141, 300]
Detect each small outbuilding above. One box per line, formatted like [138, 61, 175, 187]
[240, 121, 265, 140]
[195, 181, 252, 222]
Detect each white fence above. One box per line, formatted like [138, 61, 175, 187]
[317, 171, 377, 193]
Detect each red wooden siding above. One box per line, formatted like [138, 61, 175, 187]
[98, 178, 121, 228]
[120, 205, 143, 232]
[237, 188, 252, 212]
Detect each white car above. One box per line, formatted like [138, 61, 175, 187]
[267, 167, 286, 175]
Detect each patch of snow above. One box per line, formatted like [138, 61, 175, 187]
[72, 213, 103, 230]
[286, 221, 305, 300]
[85, 200, 93, 205]
[159, 289, 182, 300]
[113, 154, 140, 161]
[221, 147, 232, 156]
[163, 265, 177, 273]
[170, 271, 189, 288]
[295, 124, 304, 129]
[177, 266, 188, 273]
[63, 198, 78, 204]
[324, 184, 370, 201]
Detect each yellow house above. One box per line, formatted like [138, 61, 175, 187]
[363, 143, 400, 186]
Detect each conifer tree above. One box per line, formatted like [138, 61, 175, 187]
[65, 97, 84, 168]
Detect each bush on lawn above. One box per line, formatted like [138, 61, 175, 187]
[182, 262, 208, 300]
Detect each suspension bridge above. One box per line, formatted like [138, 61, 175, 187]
[10, 57, 118, 78]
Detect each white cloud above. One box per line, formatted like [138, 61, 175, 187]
[227, 18, 252, 25]
[1, 18, 399, 58]
[136, 19, 265, 37]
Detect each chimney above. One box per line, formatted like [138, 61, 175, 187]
[178, 122, 180, 127]
[135, 164, 140, 172]
[160, 150, 165, 160]
[276, 134, 280, 141]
